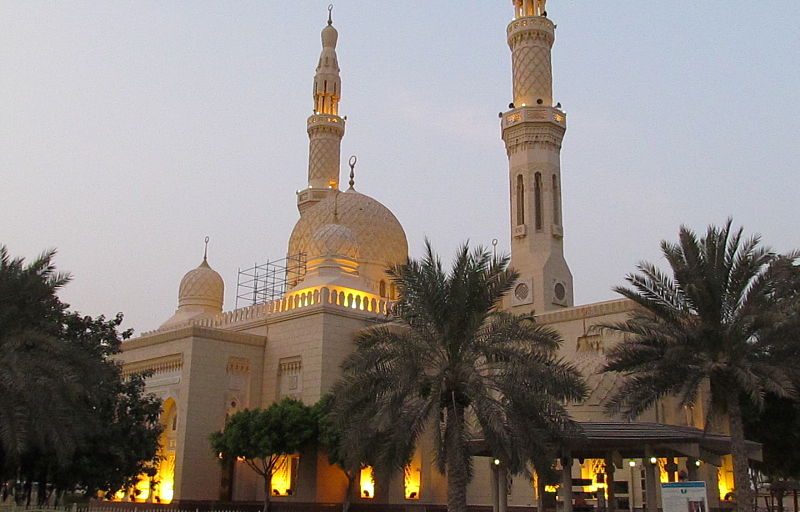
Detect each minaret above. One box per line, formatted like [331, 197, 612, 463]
[502, 0, 573, 312]
[297, 6, 346, 214]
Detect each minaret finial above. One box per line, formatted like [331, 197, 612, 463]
[334, 191, 339, 221]
[348, 155, 357, 190]
[203, 236, 209, 261]
[328, 4, 333, 26]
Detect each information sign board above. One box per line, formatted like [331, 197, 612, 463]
[661, 481, 708, 512]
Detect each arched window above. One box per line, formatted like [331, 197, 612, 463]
[515, 175, 525, 225]
[390, 283, 397, 300]
[379, 280, 387, 298]
[534, 172, 543, 230]
[552, 174, 560, 225]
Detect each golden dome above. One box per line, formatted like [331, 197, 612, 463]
[289, 189, 407, 267]
[309, 223, 360, 260]
[178, 258, 224, 309]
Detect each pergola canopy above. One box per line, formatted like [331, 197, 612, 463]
[471, 421, 762, 466]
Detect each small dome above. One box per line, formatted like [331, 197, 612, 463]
[178, 259, 224, 309]
[309, 223, 360, 260]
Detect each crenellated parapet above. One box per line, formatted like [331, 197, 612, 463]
[121, 353, 183, 379]
[141, 286, 395, 337]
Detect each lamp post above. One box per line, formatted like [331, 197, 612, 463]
[629, 460, 636, 512]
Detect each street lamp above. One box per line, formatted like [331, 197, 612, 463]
[628, 461, 636, 512]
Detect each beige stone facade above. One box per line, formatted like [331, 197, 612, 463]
[119, 2, 740, 509]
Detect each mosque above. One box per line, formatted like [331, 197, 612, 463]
[118, 2, 757, 510]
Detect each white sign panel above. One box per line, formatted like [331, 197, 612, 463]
[661, 482, 709, 512]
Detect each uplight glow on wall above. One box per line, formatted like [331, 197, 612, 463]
[360, 466, 375, 499]
[404, 466, 421, 499]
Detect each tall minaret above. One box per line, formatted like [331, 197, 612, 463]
[502, 0, 573, 312]
[297, 6, 346, 214]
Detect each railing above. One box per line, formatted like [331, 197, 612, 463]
[141, 287, 395, 336]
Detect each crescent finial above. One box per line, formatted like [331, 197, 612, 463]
[348, 155, 357, 190]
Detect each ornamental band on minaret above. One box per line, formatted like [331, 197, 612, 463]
[297, 6, 346, 214]
[502, 0, 574, 312]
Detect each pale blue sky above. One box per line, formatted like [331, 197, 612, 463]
[2, 1, 799, 333]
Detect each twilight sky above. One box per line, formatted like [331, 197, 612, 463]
[2, 1, 799, 334]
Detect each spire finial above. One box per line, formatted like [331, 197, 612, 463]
[203, 236, 209, 261]
[333, 191, 339, 221]
[348, 155, 357, 190]
[327, 4, 333, 25]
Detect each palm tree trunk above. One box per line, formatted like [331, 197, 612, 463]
[343, 473, 354, 512]
[445, 405, 469, 512]
[728, 396, 753, 512]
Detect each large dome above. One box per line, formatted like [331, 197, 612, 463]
[289, 189, 407, 267]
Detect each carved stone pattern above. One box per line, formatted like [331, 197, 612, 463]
[503, 124, 564, 150]
[289, 190, 408, 266]
[507, 17, 555, 42]
[308, 136, 341, 186]
[227, 357, 250, 375]
[279, 357, 302, 374]
[577, 334, 603, 353]
[123, 354, 183, 378]
[512, 44, 552, 105]
[504, 138, 563, 154]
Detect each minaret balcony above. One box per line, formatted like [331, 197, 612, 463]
[297, 186, 337, 213]
[307, 113, 345, 137]
[507, 15, 555, 46]
[502, 106, 565, 130]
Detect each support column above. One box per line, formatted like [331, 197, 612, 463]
[686, 458, 699, 481]
[561, 452, 574, 512]
[499, 466, 509, 512]
[644, 450, 658, 512]
[629, 461, 637, 512]
[491, 462, 500, 512]
[605, 456, 616, 512]
[536, 470, 546, 512]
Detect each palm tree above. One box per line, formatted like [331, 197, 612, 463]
[601, 220, 800, 512]
[0, 246, 87, 469]
[331, 241, 587, 512]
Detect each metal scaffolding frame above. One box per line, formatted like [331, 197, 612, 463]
[235, 253, 307, 308]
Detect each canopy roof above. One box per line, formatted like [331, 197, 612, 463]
[470, 421, 762, 466]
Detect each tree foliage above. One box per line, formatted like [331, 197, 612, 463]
[210, 398, 317, 512]
[601, 220, 800, 512]
[316, 394, 384, 512]
[0, 246, 162, 503]
[744, 394, 800, 481]
[329, 241, 587, 512]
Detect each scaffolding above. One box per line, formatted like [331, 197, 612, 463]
[235, 253, 307, 308]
